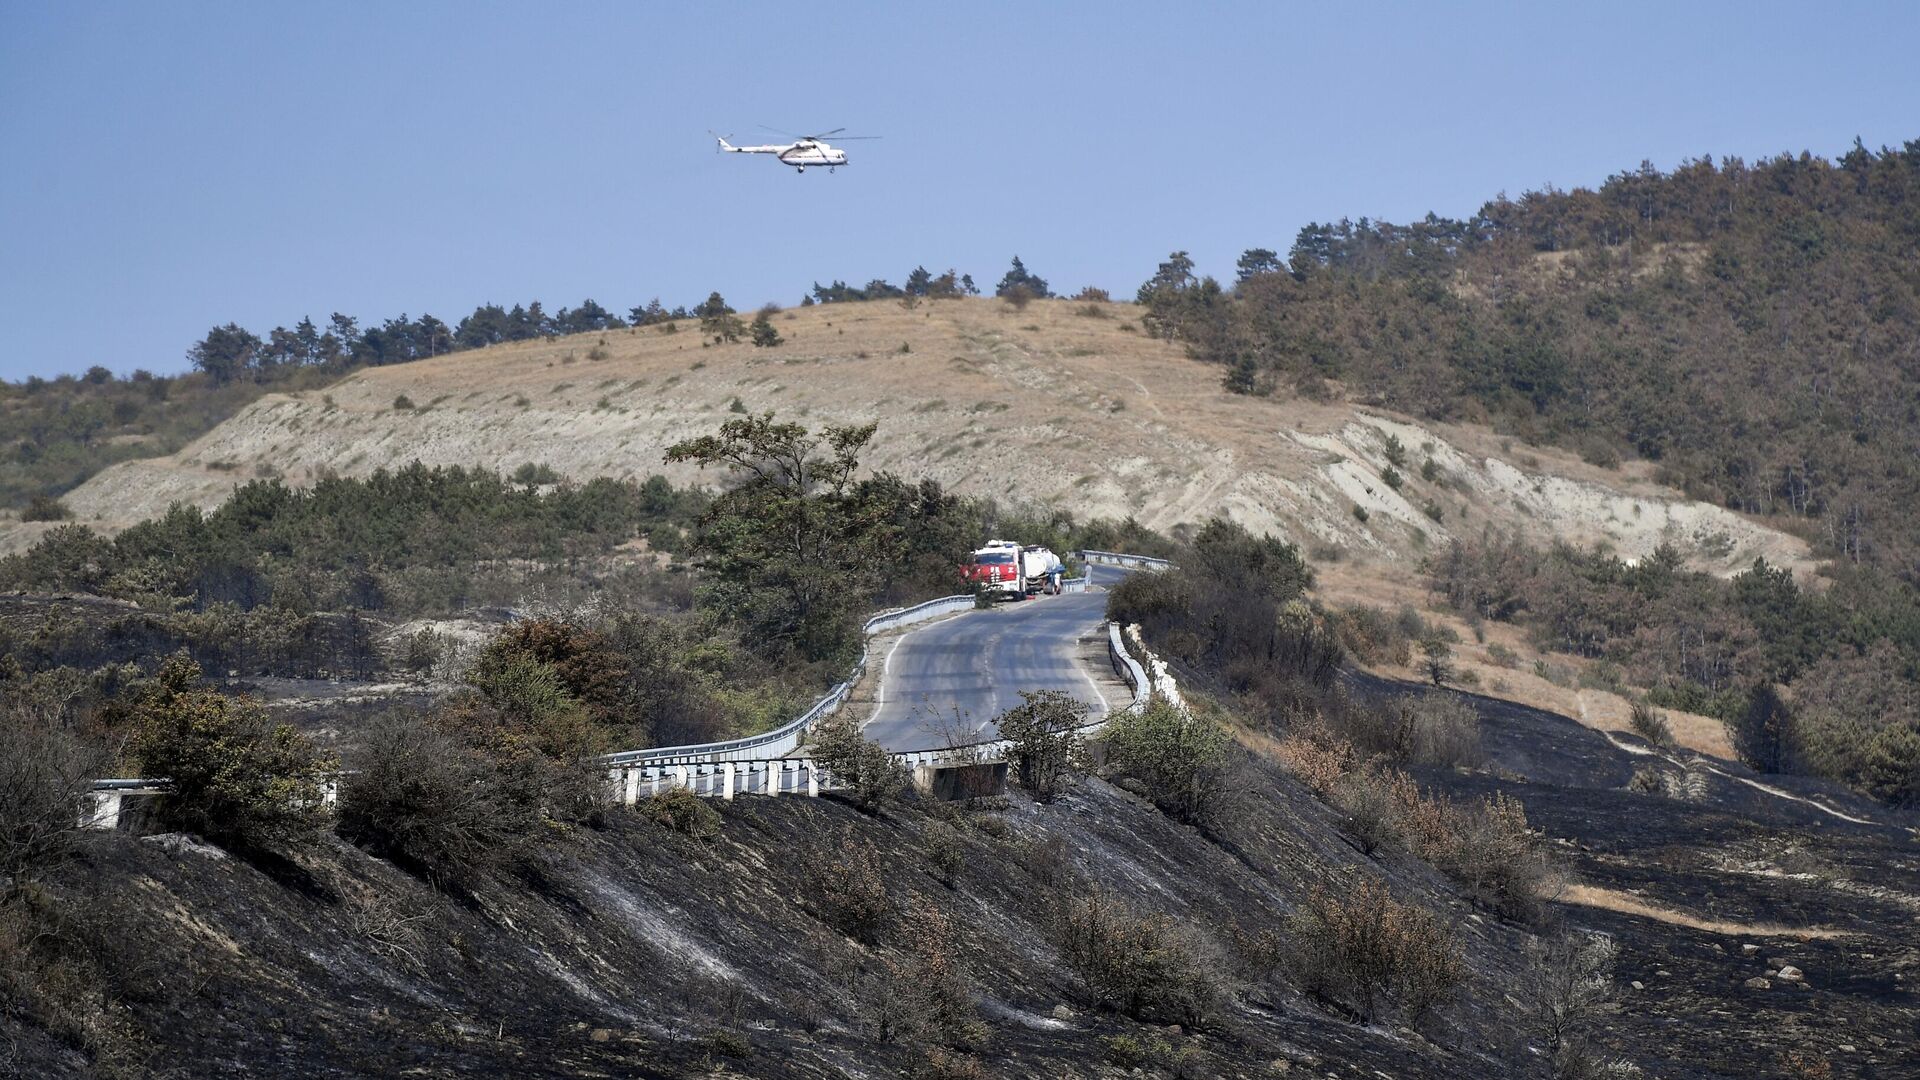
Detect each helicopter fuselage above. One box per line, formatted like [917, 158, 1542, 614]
[776, 141, 847, 171]
[716, 135, 848, 172]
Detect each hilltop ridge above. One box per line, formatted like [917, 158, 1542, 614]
[4, 298, 1808, 578]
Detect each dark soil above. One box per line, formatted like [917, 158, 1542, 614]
[6, 671, 1915, 1078]
[1353, 672, 1920, 1079]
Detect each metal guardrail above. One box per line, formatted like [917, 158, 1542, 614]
[1108, 621, 1150, 712]
[1079, 549, 1174, 571]
[602, 591, 983, 766]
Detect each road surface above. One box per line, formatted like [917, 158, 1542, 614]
[863, 567, 1118, 752]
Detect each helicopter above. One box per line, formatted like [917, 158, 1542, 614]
[712, 126, 879, 173]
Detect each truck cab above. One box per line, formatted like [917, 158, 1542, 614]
[962, 540, 1028, 601]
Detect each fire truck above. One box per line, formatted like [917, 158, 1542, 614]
[961, 540, 1063, 601]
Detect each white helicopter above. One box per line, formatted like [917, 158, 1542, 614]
[712, 126, 879, 173]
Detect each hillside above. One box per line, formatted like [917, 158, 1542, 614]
[3, 298, 1808, 578]
[10, 710, 1916, 1080]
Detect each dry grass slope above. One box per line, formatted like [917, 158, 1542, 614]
[6, 298, 1809, 581]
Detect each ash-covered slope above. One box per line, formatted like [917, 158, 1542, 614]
[7, 760, 1549, 1079]
[11, 682, 1917, 1078]
[9, 299, 1808, 576]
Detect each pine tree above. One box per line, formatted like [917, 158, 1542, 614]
[697, 292, 744, 343]
[750, 309, 783, 347]
[995, 256, 1051, 298]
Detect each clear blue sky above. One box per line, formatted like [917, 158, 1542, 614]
[2, 2, 1915, 381]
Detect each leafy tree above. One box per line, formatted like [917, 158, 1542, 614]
[1382, 433, 1407, 467]
[187, 323, 264, 384]
[666, 413, 898, 663]
[552, 298, 623, 334]
[471, 618, 633, 730]
[124, 654, 332, 848]
[995, 256, 1051, 299]
[926, 268, 964, 299]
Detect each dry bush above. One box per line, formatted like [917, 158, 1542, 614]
[922, 819, 965, 887]
[1272, 717, 1356, 797]
[1329, 604, 1415, 667]
[916, 1049, 990, 1080]
[21, 494, 72, 522]
[1279, 720, 1555, 920]
[1000, 284, 1036, 310]
[639, 786, 720, 839]
[0, 890, 152, 1077]
[1053, 889, 1221, 1026]
[994, 689, 1088, 802]
[817, 832, 891, 942]
[1, 714, 104, 887]
[1522, 933, 1634, 1079]
[1628, 699, 1675, 749]
[340, 883, 432, 974]
[1627, 761, 1707, 802]
[1428, 791, 1558, 921]
[1287, 878, 1465, 1023]
[1777, 1049, 1834, 1080]
[1397, 691, 1483, 767]
[1098, 698, 1230, 825]
[1014, 833, 1076, 892]
[808, 713, 909, 810]
[866, 901, 985, 1050]
[1331, 767, 1402, 855]
[1317, 691, 1479, 767]
[337, 714, 539, 886]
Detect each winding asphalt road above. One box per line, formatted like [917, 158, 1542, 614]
[863, 566, 1119, 752]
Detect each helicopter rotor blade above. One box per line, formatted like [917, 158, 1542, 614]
[804, 127, 847, 139]
[757, 124, 803, 139]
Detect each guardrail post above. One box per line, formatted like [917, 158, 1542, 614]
[768, 761, 781, 796]
[722, 762, 736, 800]
[321, 777, 339, 809]
[623, 767, 640, 807]
[674, 765, 690, 791]
[807, 761, 819, 797]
